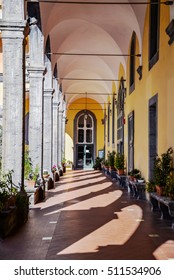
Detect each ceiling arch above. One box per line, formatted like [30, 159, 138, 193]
[39, 1, 146, 104]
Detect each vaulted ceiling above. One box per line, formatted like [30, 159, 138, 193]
[39, 0, 147, 106]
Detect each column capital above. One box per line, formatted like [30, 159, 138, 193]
[44, 88, 55, 98]
[28, 65, 46, 78]
[0, 20, 26, 39]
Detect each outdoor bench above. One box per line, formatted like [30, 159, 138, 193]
[150, 193, 174, 228]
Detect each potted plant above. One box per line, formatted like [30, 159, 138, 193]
[107, 151, 116, 171]
[93, 157, 102, 170]
[61, 158, 67, 173]
[115, 153, 125, 175]
[146, 180, 156, 193]
[52, 164, 57, 173]
[0, 170, 29, 238]
[24, 151, 33, 180]
[66, 160, 73, 170]
[153, 147, 174, 196]
[166, 175, 174, 199]
[128, 169, 141, 181]
[27, 164, 39, 187]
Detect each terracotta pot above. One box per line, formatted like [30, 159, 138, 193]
[118, 169, 124, 175]
[156, 185, 163, 196]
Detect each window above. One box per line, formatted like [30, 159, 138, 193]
[149, 0, 160, 70]
[117, 78, 125, 154]
[77, 113, 93, 144]
[129, 32, 136, 94]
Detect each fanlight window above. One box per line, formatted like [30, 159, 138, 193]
[77, 113, 93, 143]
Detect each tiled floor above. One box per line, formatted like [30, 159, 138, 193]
[0, 169, 174, 260]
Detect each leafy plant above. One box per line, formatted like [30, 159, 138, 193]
[24, 151, 33, 180]
[32, 164, 39, 182]
[115, 153, 125, 170]
[153, 147, 174, 188]
[107, 151, 116, 167]
[0, 170, 18, 211]
[146, 180, 156, 193]
[128, 168, 140, 177]
[93, 157, 102, 170]
[62, 158, 67, 164]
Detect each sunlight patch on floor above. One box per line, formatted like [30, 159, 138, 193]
[153, 240, 174, 260]
[45, 190, 122, 215]
[56, 176, 105, 192]
[39, 181, 113, 211]
[57, 204, 142, 255]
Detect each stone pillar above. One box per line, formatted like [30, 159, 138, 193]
[61, 101, 66, 160]
[43, 55, 54, 175]
[28, 66, 45, 174]
[43, 89, 54, 175]
[52, 78, 59, 167]
[58, 103, 63, 166]
[0, 0, 26, 186]
[27, 16, 45, 175]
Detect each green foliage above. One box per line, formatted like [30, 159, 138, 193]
[62, 158, 67, 164]
[128, 169, 141, 178]
[24, 151, 40, 182]
[153, 147, 174, 188]
[93, 157, 102, 170]
[24, 151, 33, 180]
[115, 153, 125, 170]
[102, 159, 109, 166]
[0, 170, 17, 211]
[32, 164, 39, 181]
[107, 151, 116, 167]
[146, 180, 156, 193]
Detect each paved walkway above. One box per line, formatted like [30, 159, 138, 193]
[0, 170, 174, 260]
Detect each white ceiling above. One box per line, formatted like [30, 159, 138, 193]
[40, 0, 146, 106]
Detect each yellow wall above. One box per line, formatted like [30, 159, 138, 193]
[124, 4, 173, 179]
[65, 97, 104, 163]
[104, 5, 174, 181]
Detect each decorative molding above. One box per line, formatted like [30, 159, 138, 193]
[166, 19, 174, 45]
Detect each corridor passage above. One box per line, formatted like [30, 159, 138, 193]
[0, 170, 174, 260]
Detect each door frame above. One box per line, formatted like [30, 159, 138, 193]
[74, 110, 97, 169]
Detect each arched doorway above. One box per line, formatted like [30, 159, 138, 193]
[74, 110, 96, 169]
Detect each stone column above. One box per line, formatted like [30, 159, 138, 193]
[58, 102, 63, 166]
[27, 17, 45, 175]
[27, 66, 45, 174]
[43, 89, 54, 175]
[0, 0, 26, 186]
[61, 101, 66, 161]
[43, 55, 54, 175]
[52, 78, 59, 167]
